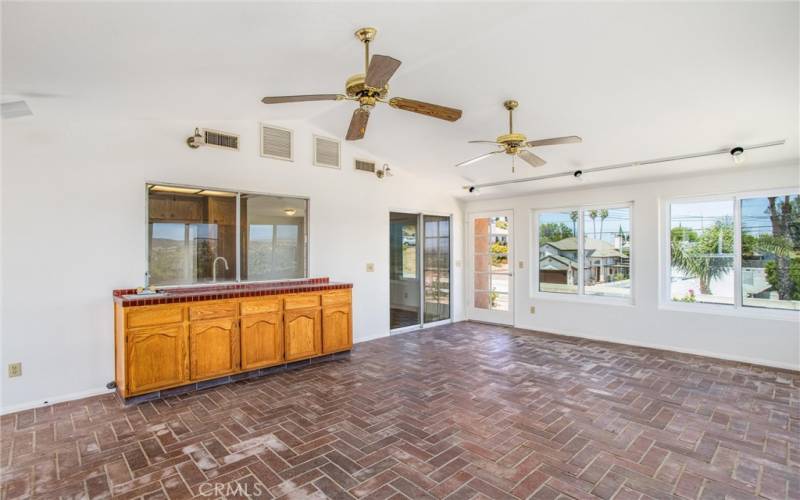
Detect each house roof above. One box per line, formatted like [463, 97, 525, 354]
[546, 237, 624, 258]
[540, 254, 578, 270]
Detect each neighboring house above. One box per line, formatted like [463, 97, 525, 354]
[540, 237, 628, 284]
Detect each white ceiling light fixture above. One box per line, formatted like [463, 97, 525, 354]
[283, 208, 297, 216]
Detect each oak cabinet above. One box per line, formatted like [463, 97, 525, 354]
[241, 312, 283, 370]
[127, 325, 187, 394]
[284, 307, 321, 361]
[322, 304, 352, 354]
[190, 318, 239, 380]
[115, 289, 352, 398]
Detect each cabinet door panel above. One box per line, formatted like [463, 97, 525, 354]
[284, 307, 321, 361]
[322, 305, 352, 353]
[190, 318, 238, 380]
[241, 313, 283, 370]
[128, 325, 186, 394]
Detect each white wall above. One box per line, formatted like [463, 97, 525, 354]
[464, 164, 800, 370]
[0, 119, 465, 413]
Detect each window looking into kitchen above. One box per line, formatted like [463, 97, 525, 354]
[147, 184, 308, 286]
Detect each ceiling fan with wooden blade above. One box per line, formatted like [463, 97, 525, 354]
[261, 27, 463, 140]
[456, 100, 581, 172]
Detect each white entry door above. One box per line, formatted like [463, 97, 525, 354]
[467, 211, 514, 325]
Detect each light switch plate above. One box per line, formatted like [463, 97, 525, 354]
[366, 263, 375, 272]
[8, 363, 21, 378]
[518, 261, 524, 269]
[455, 260, 462, 268]
[530, 306, 536, 314]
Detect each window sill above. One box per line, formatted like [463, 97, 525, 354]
[658, 302, 800, 322]
[531, 291, 635, 307]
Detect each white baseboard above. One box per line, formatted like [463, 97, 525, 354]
[514, 325, 799, 371]
[1, 386, 114, 416]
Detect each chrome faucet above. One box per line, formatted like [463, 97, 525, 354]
[212, 256, 229, 283]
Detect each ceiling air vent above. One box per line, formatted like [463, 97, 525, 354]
[354, 159, 376, 173]
[314, 135, 340, 169]
[260, 123, 293, 161]
[203, 128, 239, 151]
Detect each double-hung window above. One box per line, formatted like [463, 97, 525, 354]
[147, 184, 308, 286]
[666, 190, 799, 313]
[534, 204, 632, 300]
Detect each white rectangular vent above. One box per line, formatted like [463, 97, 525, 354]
[203, 129, 239, 150]
[314, 135, 340, 168]
[354, 159, 376, 173]
[260, 124, 293, 161]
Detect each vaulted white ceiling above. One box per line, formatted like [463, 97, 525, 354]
[3, 2, 798, 197]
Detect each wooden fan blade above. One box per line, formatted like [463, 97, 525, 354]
[518, 149, 546, 167]
[365, 55, 402, 88]
[525, 135, 582, 147]
[389, 97, 462, 122]
[468, 140, 501, 144]
[455, 150, 503, 167]
[261, 94, 342, 104]
[346, 108, 370, 141]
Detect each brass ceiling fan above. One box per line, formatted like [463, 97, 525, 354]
[261, 27, 462, 141]
[456, 100, 581, 172]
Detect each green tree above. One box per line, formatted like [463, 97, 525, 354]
[598, 209, 609, 239]
[539, 222, 574, 244]
[670, 221, 733, 295]
[765, 258, 800, 300]
[671, 226, 698, 243]
[588, 210, 598, 238]
[569, 211, 578, 236]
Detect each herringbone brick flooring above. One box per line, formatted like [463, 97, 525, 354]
[2, 322, 798, 499]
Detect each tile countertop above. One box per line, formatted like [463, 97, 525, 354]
[113, 277, 352, 307]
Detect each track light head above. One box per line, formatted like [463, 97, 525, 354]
[730, 146, 745, 164]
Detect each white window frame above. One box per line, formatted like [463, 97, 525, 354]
[660, 188, 800, 321]
[531, 202, 634, 305]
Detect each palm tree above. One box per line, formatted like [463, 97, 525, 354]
[598, 209, 609, 240]
[670, 221, 733, 295]
[569, 211, 578, 236]
[588, 210, 598, 238]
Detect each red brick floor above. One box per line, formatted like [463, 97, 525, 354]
[1, 322, 798, 499]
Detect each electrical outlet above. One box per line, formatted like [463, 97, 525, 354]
[8, 363, 22, 378]
[366, 263, 375, 272]
[530, 306, 536, 314]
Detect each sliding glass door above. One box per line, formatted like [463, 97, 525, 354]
[390, 212, 451, 331]
[390, 212, 421, 329]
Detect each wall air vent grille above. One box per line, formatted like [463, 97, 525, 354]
[260, 124, 293, 161]
[203, 129, 239, 150]
[354, 159, 376, 173]
[314, 136, 341, 168]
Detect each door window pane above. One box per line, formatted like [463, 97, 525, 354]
[240, 194, 307, 281]
[670, 200, 734, 305]
[474, 216, 511, 311]
[423, 215, 450, 322]
[537, 211, 578, 294]
[741, 194, 800, 310]
[583, 207, 631, 298]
